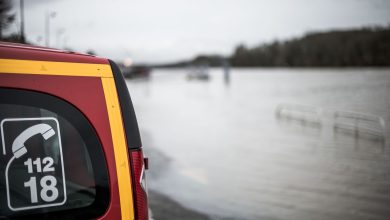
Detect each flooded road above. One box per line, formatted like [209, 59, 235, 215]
[126, 68, 390, 220]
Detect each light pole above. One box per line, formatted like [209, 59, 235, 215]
[20, 0, 25, 43]
[56, 28, 65, 48]
[36, 36, 43, 45]
[62, 36, 69, 49]
[45, 11, 56, 47]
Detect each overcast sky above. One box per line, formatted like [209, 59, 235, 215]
[6, 0, 390, 63]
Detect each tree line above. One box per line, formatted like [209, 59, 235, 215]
[230, 27, 390, 67]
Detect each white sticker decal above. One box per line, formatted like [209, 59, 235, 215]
[1, 117, 67, 211]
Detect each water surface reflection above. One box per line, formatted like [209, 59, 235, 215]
[127, 68, 390, 220]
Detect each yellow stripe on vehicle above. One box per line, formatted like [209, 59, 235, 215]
[101, 77, 134, 220]
[0, 59, 112, 77]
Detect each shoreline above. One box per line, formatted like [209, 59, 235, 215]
[148, 189, 210, 220]
[142, 131, 211, 220]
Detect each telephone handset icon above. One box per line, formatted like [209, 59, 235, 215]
[2, 118, 66, 211]
[12, 123, 55, 158]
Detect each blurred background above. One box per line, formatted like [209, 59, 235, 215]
[1, 0, 390, 219]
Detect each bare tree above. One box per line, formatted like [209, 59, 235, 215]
[0, 0, 15, 39]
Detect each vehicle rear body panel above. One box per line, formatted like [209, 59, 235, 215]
[0, 42, 109, 64]
[0, 42, 142, 219]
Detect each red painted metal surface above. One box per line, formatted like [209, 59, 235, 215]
[0, 73, 121, 219]
[0, 42, 108, 64]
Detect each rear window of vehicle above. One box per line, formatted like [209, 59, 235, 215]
[0, 88, 109, 219]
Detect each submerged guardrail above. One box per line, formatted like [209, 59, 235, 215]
[275, 103, 388, 149]
[276, 104, 322, 127]
[333, 110, 386, 140]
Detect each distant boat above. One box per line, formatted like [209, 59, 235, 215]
[120, 65, 151, 79]
[186, 64, 210, 81]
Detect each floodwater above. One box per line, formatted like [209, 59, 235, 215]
[126, 68, 390, 220]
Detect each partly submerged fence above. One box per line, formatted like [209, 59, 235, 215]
[275, 103, 388, 148]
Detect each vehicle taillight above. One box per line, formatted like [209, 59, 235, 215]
[129, 149, 148, 220]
